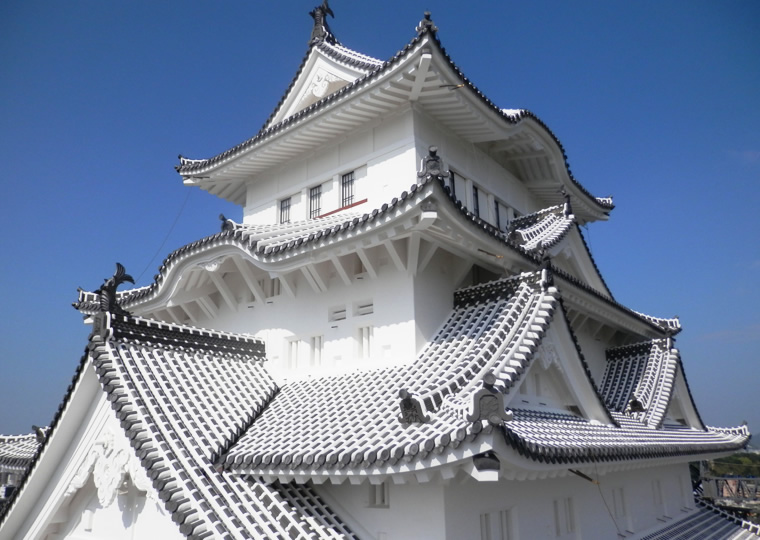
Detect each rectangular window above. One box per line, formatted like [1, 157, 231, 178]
[612, 487, 627, 519]
[286, 338, 299, 369]
[480, 509, 513, 540]
[472, 185, 480, 217]
[368, 481, 389, 508]
[310, 335, 323, 367]
[358, 325, 373, 360]
[494, 200, 501, 229]
[341, 171, 355, 207]
[449, 171, 457, 199]
[553, 497, 575, 538]
[309, 185, 322, 219]
[280, 197, 291, 224]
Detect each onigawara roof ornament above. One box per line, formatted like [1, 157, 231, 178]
[417, 145, 449, 182]
[309, 0, 337, 45]
[94, 263, 134, 316]
[219, 213, 235, 232]
[416, 11, 438, 35]
[398, 389, 429, 425]
[560, 186, 574, 218]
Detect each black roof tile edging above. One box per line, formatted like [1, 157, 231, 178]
[88, 314, 222, 537]
[0, 348, 90, 528]
[75, 173, 673, 341]
[500, 415, 749, 466]
[109, 314, 265, 358]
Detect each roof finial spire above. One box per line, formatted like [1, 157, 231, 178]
[309, 0, 337, 45]
[416, 11, 438, 35]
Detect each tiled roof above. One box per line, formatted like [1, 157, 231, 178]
[503, 409, 748, 465]
[87, 312, 357, 539]
[508, 203, 575, 252]
[642, 500, 760, 539]
[601, 340, 679, 428]
[220, 270, 748, 477]
[222, 271, 558, 475]
[74, 175, 674, 342]
[317, 40, 383, 70]
[0, 433, 42, 474]
[175, 26, 613, 215]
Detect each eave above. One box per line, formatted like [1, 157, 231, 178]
[177, 30, 613, 223]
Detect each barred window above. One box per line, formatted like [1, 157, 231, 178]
[280, 197, 291, 224]
[494, 199, 501, 229]
[341, 171, 355, 207]
[472, 185, 480, 217]
[309, 185, 322, 219]
[449, 171, 457, 199]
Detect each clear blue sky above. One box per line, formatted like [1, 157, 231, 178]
[1, 1, 758, 436]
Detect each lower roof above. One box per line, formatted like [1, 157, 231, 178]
[0, 432, 42, 474]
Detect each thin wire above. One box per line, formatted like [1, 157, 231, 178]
[593, 462, 623, 537]
[135, 189, 192, 284]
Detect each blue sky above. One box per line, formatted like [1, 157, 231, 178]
[1, 1, 758, 436]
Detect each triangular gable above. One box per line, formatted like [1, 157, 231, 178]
[549, 225, 612, 298]
[662, 363, 706, 430]
[600, 339, 706, 430]
[1, 311, 358, 539]
[502, 306, 613, 425]
[266, 41, 382, 129]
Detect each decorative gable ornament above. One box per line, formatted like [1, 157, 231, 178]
[66, 426, 153, 508]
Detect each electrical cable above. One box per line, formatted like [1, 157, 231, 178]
[135, 189, 192, 284]
[593, 462, 623, 538]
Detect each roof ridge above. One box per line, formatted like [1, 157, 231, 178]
[99, 313, 266, 358]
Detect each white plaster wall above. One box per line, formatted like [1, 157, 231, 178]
[317, 481, 446, 540]
[412, 249, 463, 352]
[243, 109, 416, 225]
[443, 464, 694, 540]
[190, 258, 419, 381]
[572, 325, 609, 385]
[412, 110, 537, 218]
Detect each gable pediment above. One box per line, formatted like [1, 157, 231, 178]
[267, 45, 377, 128]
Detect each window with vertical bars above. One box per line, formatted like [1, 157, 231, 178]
[341, 171, 355, 207]
[472, 185, 480, 217]
[494, 199, 501, 229]
[280, 197, 291, 224]
[309, 185, 322, 219]
[449, 171, 457, 199]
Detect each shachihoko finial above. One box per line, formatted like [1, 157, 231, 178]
[95, 263, 135, 316]
[309, 0, 337, 45]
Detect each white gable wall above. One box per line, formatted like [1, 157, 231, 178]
[2, 367, 181, 540]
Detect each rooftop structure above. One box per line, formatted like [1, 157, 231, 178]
[1, 5, 755, 540]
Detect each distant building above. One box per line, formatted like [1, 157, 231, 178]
[0, 430, 43, 514]
[1, 5, 756, 539]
